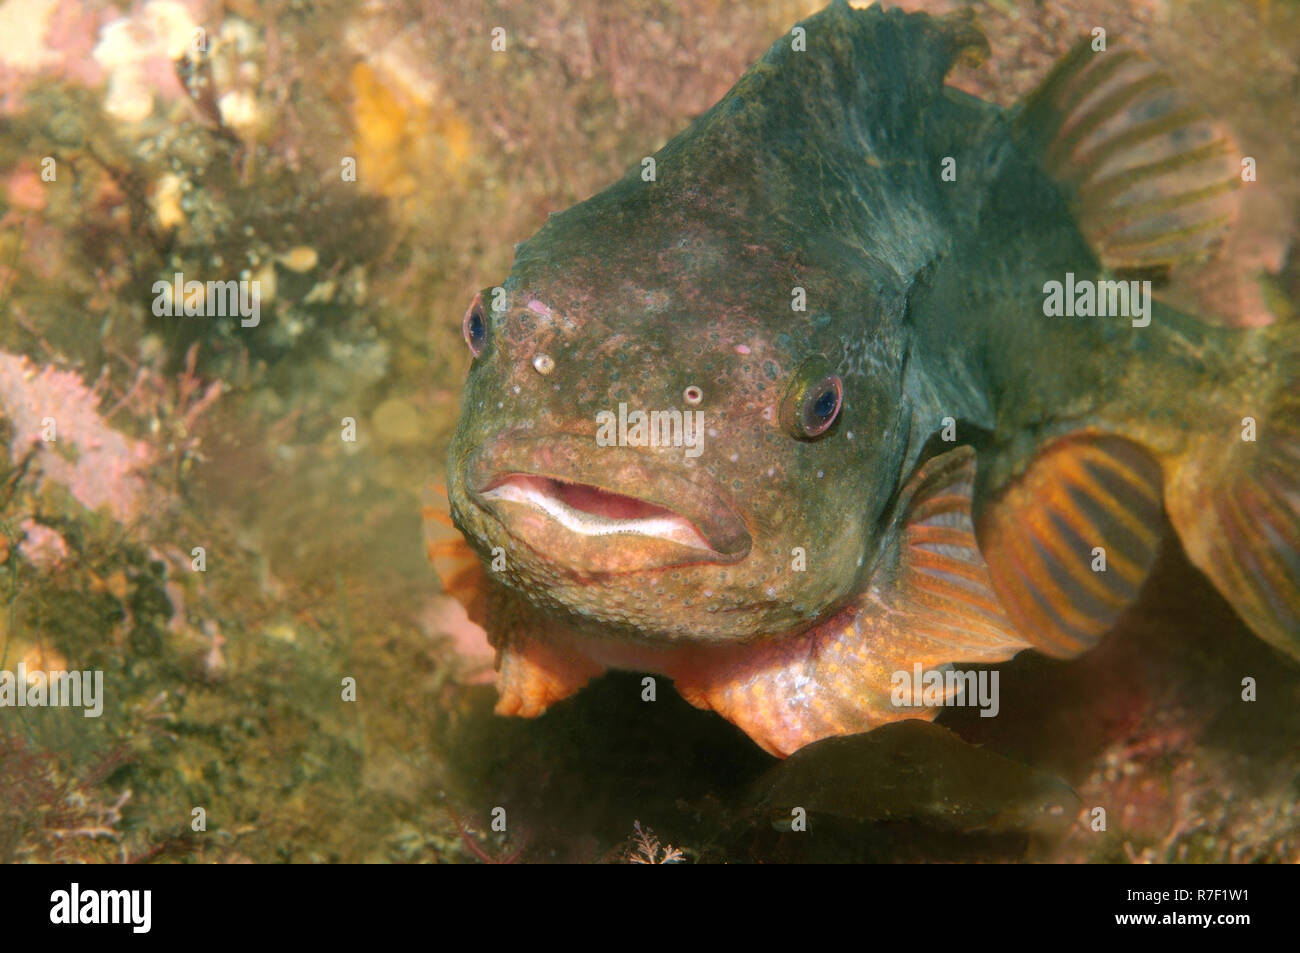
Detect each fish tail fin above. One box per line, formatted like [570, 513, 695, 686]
[1164, 324, 1300, 658]
[1013, 36, 1241, 275]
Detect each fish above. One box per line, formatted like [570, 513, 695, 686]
[428, 0, 1299, 757]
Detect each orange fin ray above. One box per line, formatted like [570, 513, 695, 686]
[494, 632, 605, 718]
[975, 434, 1165, 658]
[422, 484, 491, 626]
[424, 482, 607, 710]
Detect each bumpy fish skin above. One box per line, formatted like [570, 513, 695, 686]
[437, 1, 1299, 756]
[448, 3, 983, 638]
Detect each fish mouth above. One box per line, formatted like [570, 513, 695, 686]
[465, 432, 751, 573]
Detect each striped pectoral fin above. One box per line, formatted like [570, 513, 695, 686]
[673, 446, 1031, 758]
[974, 434, 1165, 658]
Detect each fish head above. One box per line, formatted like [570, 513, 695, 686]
[447, 180, 911, 643]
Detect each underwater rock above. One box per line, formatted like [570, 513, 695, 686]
[753, 720, 1080, 839]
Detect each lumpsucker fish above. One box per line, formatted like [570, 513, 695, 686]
[427, 0, 1299, 757]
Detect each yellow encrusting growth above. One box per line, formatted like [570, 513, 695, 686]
[349, 62, 475, 200]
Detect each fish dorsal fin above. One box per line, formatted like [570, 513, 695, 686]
[974, 434, 1165, 659]
[671, 446, 1030, 757]
[1014, 39, 1240, 274]
[926, 6, 990, 75]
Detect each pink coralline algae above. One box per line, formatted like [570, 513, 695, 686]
[0, 351, 153, 523]
[0, 0, 213, 118]
[0, 0, 109, 115]
[17, 518, 69, 568]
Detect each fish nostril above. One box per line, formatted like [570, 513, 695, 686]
[684, 385, 703, 405]
[533, 353, 555, 375]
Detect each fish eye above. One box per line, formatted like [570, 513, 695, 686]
[779, 356, 842, 439]
[800, 376, 843, 436]
[463, 296, 489, 358]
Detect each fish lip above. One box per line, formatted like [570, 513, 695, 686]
[464, 430, 752, 569]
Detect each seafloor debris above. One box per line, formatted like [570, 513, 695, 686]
[624, 821, 685, 864]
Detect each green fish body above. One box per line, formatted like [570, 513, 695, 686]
[433, 1, 1299, 756]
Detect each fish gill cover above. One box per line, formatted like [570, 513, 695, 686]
[0, 0, 1296, 874]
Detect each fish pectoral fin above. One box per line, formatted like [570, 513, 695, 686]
[423, 484, 491, 626]
[494, 631, 605, 718]
[669, 618, 919, 759]
[974, 433, 1165, 658]
[1014, 37, 1240, 274]
[674, 446, 1030, 758]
